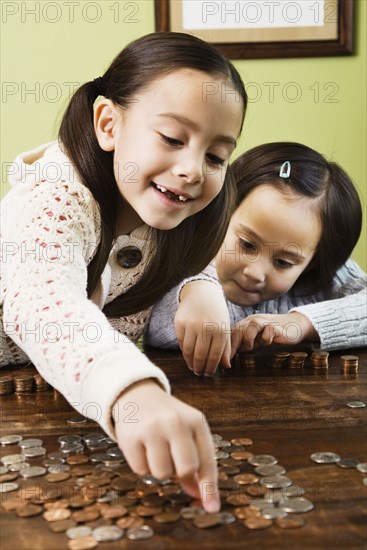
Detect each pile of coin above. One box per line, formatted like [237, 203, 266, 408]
[0, 377, 14, 395]
[310, 351, 329, 370]
[1, 430, 319, 549]
[311, 452, 367, 485]
[13, 376, 35, 393]
[33, 374, 52, 391]
[239, 354, 256, 367]
[340, 355, 359, 374]
[287, 352, 308, 368]
[269, 352, 290, 368]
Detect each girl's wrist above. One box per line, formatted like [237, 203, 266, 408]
[289, 312, 319, 342]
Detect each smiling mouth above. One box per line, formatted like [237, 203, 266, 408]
[151, 182, 192, 203]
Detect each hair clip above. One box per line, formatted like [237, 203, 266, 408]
[279, 161, 291, 179]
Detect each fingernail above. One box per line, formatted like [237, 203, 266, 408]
[205, 499, 220, 513]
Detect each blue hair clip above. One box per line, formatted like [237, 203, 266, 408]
[279, 161, 291, 179]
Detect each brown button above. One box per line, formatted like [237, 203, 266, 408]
[116, 246, 142, 268]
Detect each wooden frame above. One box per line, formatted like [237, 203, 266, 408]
[155, 0, 354, 59]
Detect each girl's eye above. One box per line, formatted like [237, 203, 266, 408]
[160, 134, 183, 147]
[206, 153, 225, 166]
[240, 239, 256, 252]
[275, 258, 294, 269]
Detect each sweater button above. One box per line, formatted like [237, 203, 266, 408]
[116, 246, 142, 268]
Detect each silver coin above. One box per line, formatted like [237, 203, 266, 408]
[106, 447, 124, 459]
[363, 477, 367, 486]
[19, 466, 47, 478]
[93, 526, 124, 542]
[346, 401, 366, 408]
[336, 458, 359, 469]
[21, 447, 47, 458]
[279, 498, 314, 513]
[356, 463, 367, 473]
[104, 437, 115, 445]
[180, 506, 206, 519]
[0, 435, 23, 446]
[248, 455, 278, 466]
[126, 525, 154, 541]
[48, 464, 70, 474]
[58, 435, 82, 445]
[1, 454, 25, 466]
[89, 453, 110, 463]
[67, 416, 88, 424]
[219, 511, 236, 524]
[255, 464, 286, 476]
[0, 482, 19, 493]
[96, 490, 120, 503]
[66, 526, 92, 539]
[47, 451, 65, 461]
[0, 466, 9, 474]
[18, 438, 43, 449]
[260, 476, 292, 489]
[310, 452, 341, 464]
[83, 433, 105, 443]
[216, 440, 231, 448]
[215, 451, 229, 460]
[263, 490, 284, 503]
[42, 458, 64, 467]
[283, 485, 306, 498]
[60, 444, 84, 455]
[8, 462, 30, 472]
[262, 508, 288, 520]
[249, 500, 275, 511]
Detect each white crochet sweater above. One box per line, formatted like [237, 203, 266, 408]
[0, 142, 171, 438]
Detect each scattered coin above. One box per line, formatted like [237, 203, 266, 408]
[279, 498, 314, 513]
[336, 458, 359, 469]
[346, 401, 366, 408]
[126, 525, 154, 540]
[0, 482, 19, 493]
[1, 454, 25, 466]
[244, 517, 272, 529]
[16, 504, 43, 517]
[44, 508, 72, 522]
[248, 455, 278, 466]
[193, 513, 222, 528]
[262, 508, 288, 520]
[21, 447, 47, 458]
[19, 466, 47, 478]
[276, 516, 306, 528]
[66, 526, 93, 539]
[92, 526, 124, 542]
[0, 467, 8, 475]
[0, 435, 23, 446]
[154, 512, 181, 523]
[45, 472, 71, 482]
[68, 536, 98, 550]
[310, 452, 341, 464]
[260, 476, 292, 489]
[18, 439, 43, 449]
[356, 463, 367, 473]
[255, 465, 286, 476]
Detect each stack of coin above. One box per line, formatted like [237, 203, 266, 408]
[34, 374, 52, 391]
[14, 376, 35, 393]
[310, 351, 329, 370]
[287, 352, 308, 368]
[0, 376, 15, 395]
[239, 354, 256, 367]
[270, 352, 290, 368]
[340, 355, 359, 374]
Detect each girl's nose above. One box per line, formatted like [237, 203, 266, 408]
[172, 152, 205, 185]
[242, 262, 266, 284]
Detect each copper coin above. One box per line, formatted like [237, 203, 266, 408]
[276, 516, 306, 529]
[234, 473, 259, 485]
[193, 513, 222, 528]
[226, 493, 252, 506]
[68, 496, 94, 508]
[44, 508, 72, 522]
[153, 511, 181, 523]
[44, 499, 70, 510]
[244, 517, 273, 529]
[46, 472, 71, 482]
[0, 472, 19, 482]
[67, 455, 90, 465]
[1, 498, 25, 511]
[246, 485, 268, 497]
[70, 466, 95, 476]
[101, 505, 128, 519]
[136, 504, 163, 517]
[231, 451, 253, 461]
[234, 506, 251, 519]
[16, 504, 43, 517]
[68, 536, 98, 550]
[72, 508, 101, 523]
[86, 518, 112, 530]
[231, 438, 253, 447]
[48, 519, 77, 533]
[116, 516, 144, 529]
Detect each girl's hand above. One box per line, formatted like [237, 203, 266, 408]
[231, 312, 319, 356]
[114, 379, 220, 513]
[174, 281, 231, 376]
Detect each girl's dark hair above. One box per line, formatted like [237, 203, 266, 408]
[231, 142, 362, 295]
[59, 32, 247, 316]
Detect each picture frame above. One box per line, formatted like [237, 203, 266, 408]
[154, 0, 354, 59]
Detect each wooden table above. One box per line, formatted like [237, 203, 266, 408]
[1, 346, 366, 549]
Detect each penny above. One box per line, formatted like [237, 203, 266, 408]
[126, 525, 154, 540]
[231, 437, 253, 447]
[276, 515, 306, 528]
[193, 513, 222, 528]
[248, 455, 278, 466]
[44, 508, 72, 522]
[0, 435, 23, 446]
[244, 517, 273, 529]
[336, 458, 359, 469]
[68, 536, 98, 550]
[0, 472, 18, 482]
[356, 463, 367, 473]
[136, 504, 163, 517]
[310, 452, 341, 464]
[66, 526, 93, 539]
[44, 499, 70, 510]
[279, 498, 314, 513]
[230, 451, 253, 461]
[46, 472, 71, 482]
[116, 516, 144, 529]
[67, 455, 90, 465]
[154, 511, 181, 523]
[72, 508, 100, 523]
[93, 525, 124, 542]
[16, 504, 43, 517]
[234, 506, 252, 519]
[233, 473, 259, 485]
[246, 485, 268, 497]
[226, 493, 252, 506]
[101, 505, 128, 519]
[346, 401, 366, 408]
[20, 466, 47, 478]
[1, 498, 25, 511]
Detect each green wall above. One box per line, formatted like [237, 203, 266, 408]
[1, 0, 366, 269]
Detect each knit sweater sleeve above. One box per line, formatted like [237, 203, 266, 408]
[289, 260, 367, 350]
[1, 178, 170, 438]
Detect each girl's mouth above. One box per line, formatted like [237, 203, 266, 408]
[151, 182, 191, 203]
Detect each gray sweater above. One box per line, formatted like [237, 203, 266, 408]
[146, 259, 367, 351]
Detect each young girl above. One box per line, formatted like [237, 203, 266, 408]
[146, 142, 366, 376]
[0, 32, 247, 511]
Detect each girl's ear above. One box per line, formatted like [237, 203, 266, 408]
[94, 99, 119, 152]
